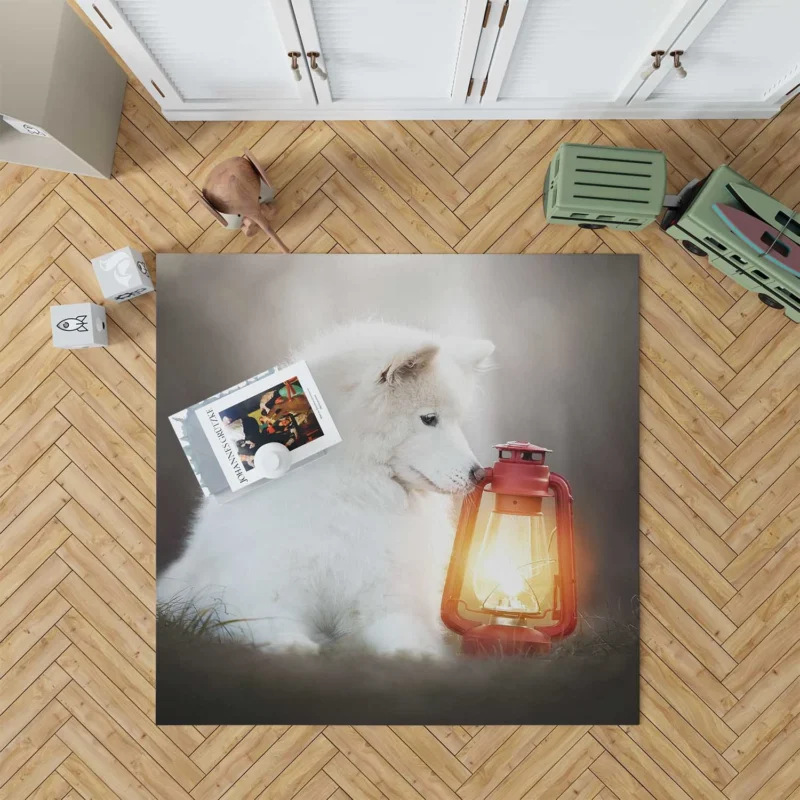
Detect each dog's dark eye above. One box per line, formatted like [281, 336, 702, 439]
[420, 413, 438, 427]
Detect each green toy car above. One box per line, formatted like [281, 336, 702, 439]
[660, 165, 800, 322]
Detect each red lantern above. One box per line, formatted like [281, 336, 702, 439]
[442, 442, 577, 656]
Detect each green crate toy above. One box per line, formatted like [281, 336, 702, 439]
[543, 143, 667, 231]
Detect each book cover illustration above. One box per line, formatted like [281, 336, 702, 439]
[170, 360, 341, 495]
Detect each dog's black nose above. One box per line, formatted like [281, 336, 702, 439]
[469, 465, 486, 485]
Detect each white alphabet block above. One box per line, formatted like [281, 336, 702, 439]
[91, 246, 154, 302]
[51, 303, 108, 349]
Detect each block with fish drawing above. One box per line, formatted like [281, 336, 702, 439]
[50, 303, 108, 349]
[91, 246, 154, 302]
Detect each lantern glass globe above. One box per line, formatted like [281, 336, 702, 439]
[471, 511, 555, 615]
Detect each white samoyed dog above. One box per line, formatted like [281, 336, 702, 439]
[158, 321, 494, 658]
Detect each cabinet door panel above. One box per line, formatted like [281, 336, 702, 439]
[487, 0, 699, 105]
[292, 0, 482, 107]
[646, 0, 800, 104]
[80, 0, 314, 109]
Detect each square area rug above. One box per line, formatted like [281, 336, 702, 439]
[156, 254, 639, 725]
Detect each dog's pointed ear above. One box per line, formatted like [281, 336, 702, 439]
[443, 337, 495, 371]
[380, 344, 439, 386]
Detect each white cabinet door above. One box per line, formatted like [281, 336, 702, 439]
[633, 0, 800, 110]
[290, 0, 486, 109]
[479, 0, 706, 111]
[76, 0, 316, 112]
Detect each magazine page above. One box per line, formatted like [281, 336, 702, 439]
[192, 360, 341, 492]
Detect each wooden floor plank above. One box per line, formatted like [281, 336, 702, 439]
[55, 463, 155, 575]
[641, 646, 737, 753]
[56, 572, 154, 682]
[666, 119, 735, 172]
[187, 122, 239, 158]
[0, 664, 70, 755]
[641, 607, 737, 717]
[0, 732, 70, 800]
[0, 228, 68, 316]
[364, 121, 469, 210]
[724, 640, 800, 734]
[56, 717, 158, 800]
[116, 116, 200, 212]
[454, 119, 579, 230]
[631, 120, 712, 181]
[724, 543, 800, 635]
[0, 695, 69, 789]
[0, 163, 36, 206]
[0, 170, 66, 243]
[111, 148, 203, 249]
[399, 121, 469, 175]
[265, 121, 336, 193]
[77, 172, 185, 255]
[122, 85, 202, 176]
[457, 727, 551, 800]
[56, 535, 153, 643]
[0, 591, 70, 683]
[640, 392, 735, 501]
[730, 98, 800, 179]
[55, 175, 149, 257]
[57, 752, 124, 800]
[640, 681, 737, 790]
[722, 461, 800, 552]
[0, 193, 69, 279]
[453, 120, 539, 192]
[0, 449, 68, 543]
[639, 355, 735, 463]
[57, 391, 154, 500]
[247, 121, 309, 172]
[58, 646, 203, 791]
[322, 172, 417, 254]
[205, 726, 324, 800]
[327, 124, 466, 247]
[590, 725, 694, 800]
[640, 500, 735, 608]
[55, 427, 155, 540]
[453, 121, 505, 155]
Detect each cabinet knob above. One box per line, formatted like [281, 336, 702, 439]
[288, 52, 302, 81]
[307, 52, 328, 81]
[640, 50, 665, 81]
[670, 50, 687, 79]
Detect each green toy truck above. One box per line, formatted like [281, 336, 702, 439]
[659, 165, 800, 323]
[544, 142, 800, 322]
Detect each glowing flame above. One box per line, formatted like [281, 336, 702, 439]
[471, 510, 555, 615]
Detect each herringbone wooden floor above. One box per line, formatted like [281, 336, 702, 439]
[2, 53, 800, 798]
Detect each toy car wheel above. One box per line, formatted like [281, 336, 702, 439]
[578, 223, 606, 230]
[758, 293, 784, 310]
[682, 240, 707, 257]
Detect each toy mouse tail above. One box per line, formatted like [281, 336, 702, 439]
[255, 212, 290, 254]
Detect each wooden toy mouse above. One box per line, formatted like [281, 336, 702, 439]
[197, 148, 289, 253]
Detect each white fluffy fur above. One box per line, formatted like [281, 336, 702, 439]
[158, 322, 494, 657]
